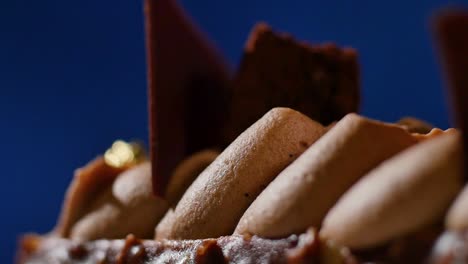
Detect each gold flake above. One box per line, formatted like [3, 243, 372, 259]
[104, 140, 145, 168]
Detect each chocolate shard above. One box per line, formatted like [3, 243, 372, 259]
[225, 23, 360, 143]
[433, 10, 468, 181]
[144, 0, 231, 196]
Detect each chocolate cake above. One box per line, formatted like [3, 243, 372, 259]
[16, 1, 468, 263]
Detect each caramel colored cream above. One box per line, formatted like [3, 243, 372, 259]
[51, 109, 462, 253]
[321, 131, 462, 249]
[446, 183, 468, 231]
[155, 107, 326, 239]
[54, 157, 129, 237]
[235, 113, 419, 238]
[165, 149, 220, 205]
[70, 162, 168, 240]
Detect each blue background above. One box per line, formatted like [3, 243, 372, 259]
[1, 0, 467, 262]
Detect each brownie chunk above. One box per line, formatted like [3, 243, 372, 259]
[225, 23, 360, 143]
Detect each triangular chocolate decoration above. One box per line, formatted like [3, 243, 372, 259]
[434, 10, 468, 180]
[144, 0, 231, 196]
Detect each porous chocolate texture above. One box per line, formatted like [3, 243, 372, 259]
[225, 23, 360, 143]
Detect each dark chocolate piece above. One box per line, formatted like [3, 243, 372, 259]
[434, 10, 468, 180]
[18, 230, 356, 264]
[145, 0, 231, 196]
[225, 23, 360, 143]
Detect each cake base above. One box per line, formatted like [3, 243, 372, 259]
[18, 229, 356, 264]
